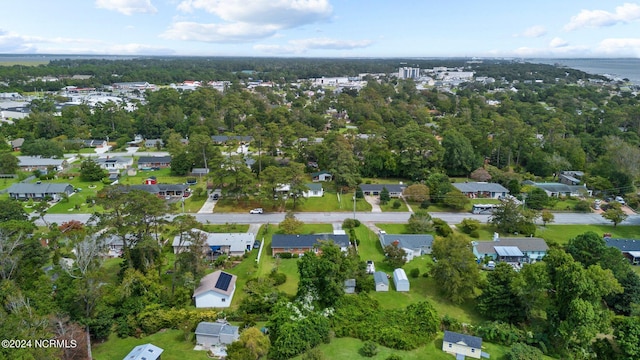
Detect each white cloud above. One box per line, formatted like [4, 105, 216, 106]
[254, 37, 372, 54]
[95, 0, 158, 16]
[596, 38, 640, 56]
[162, 22, 280, 42]
[565, 3, 640, 31]
[549, 37, 568, 48]
[0, 29, 172, 55]
[167, 0, 332, 42]
[515, 25, 547, 38]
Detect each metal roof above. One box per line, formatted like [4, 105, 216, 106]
[605, 238, 640, 252]
[373, 271, 388, 285]
[628, 251, 640, 258]
[138, 156, 171, 164]
[123, 343, 163, 360]
[494, 246, 524, 257]
[452, 182, 509, 193]
[380, 233, 433, 250]
[443, 331, 483, 349]
[474, 238, 548, 254]
[7, 182, 72, 194]
[271, 234, 350, 249]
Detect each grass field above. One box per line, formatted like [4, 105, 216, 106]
[201, 224, 249, 233]
[292, 334, 558, 360]
[92, 330, 209, 360]
[536, 224, 640, 245]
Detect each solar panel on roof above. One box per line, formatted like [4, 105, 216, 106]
[215, 272, 232, 291]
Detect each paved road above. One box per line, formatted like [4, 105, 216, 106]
[37, 211, 640, 226]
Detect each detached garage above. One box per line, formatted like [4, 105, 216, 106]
[393, 268, 410, 292]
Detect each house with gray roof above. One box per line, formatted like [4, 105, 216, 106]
[271, 233, 350, 256]
[374, 271, 389, 292]
[453, 182, 509, 199]
[525, 181, 591, 197]
[195, 320, 239, 347]
[144, 139, 164, 149]
[172, 229, 255, 256]
[96, 156, 133, 171]
[344, 279, 356, 294]
[211, 135, 253, 144]
[605, 238, 640, 265]
[7, 182, 73, 201]
[122, 343, 163, 360]
[473, 233, 548, 264]
[10, 138, 24, 151]
[311, 171, 332, 182]
[360, 184, 406, 197]
[442, 331, 485, 359]
[303, 183, 324, 198]
[379, 231, 434, 261]
[194, 270, 237, 308]
[17, 156, 66, 173]
[128, 184, 189, 198]
[138, 156, 171, 169]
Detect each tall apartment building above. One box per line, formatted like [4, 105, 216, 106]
[398, 67, 420, 79]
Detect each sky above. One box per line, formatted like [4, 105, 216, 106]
[1, 0, 640, 57]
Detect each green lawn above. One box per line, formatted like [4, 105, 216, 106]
[293, 334, 557, 360]
[41, 174, 106, 214]
[92, 330, 210, 360]
[376, 223, 411, 234]
[536, 224, 640, 245]
[201, 224, 250, 233]
[380, 198, 409, 212]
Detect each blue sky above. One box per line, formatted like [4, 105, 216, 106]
[1, 0, 640, 57]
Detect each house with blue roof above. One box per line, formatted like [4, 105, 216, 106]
[379, 231, 434, 261]
[442, 331, 488, 359]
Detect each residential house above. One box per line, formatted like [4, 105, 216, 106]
[10, 138, 24, 151]
[359, 184, 407, 197]
[17, 156, 66, 173]
[605, 238, 640, 265]
[393, 268, 410, 292]
[452, 182, 509, 199]
[559, 173, 581, 186]
[172, 229, 255, 256]
[379, 231, 434, 261]
[311, 171, 333, 182]
[473, 233, 549, 264]
[96, 156, 133, 171]
[524, 181, 591, 197]
[122, 343, 163, 360]
[303, 183, 324, 198]
[195, 320, 240, 348]
[193, 270, 237, 308]
[128, 184, 190, 198]
[344, 279, 356, 294]
[271, 233, 350, 256]
[144, 139, 164, 148]
[138, 156, 172, 169]
[7, 182, 73, 201]
[211, 135, 254, 145]
[374, 271, 389, 292]
[82, 139, 108, 148]
[191, 168, 210, 176]
[442, 331, 484, 359]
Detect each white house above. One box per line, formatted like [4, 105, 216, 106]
[195, 320, 240, 348]
[393, 268, 410, 292]
[96, 156, 133, 170]
[303, 183, 324, 198]
[442, 331, 484, 359]
[311, 171, 333, 182]
[374, 271, 389, 292]
[122, 343, 163, 360]
[193, 270, 237, 308]
[172, 229, 255, 256]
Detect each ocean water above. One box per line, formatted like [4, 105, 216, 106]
[530, 58, 640, 85]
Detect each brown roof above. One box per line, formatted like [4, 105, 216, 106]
[474, 237, 548, 254]
[193, 270, 237, 298]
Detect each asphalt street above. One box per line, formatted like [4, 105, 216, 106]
[37, 211, 640, 226]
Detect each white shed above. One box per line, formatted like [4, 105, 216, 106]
[374, 271, 389, 292]
[393, 268, 410, 292]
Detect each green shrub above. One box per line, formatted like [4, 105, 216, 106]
[441, 314, 462, 332]
[278, 252, 293, 259]
[574, 200, 591, 212]
[433, 218, 453, 237]
[469, 230, 480, 238]
[419, 200, 430, 209]
[302, 348, 326, 360]
[360, 341, 378, 357]
[409, 268, 420, 278]
[269, 271, 287, 286]
[460, 218, 481, 234]
[504, 343, 544, 360]
[392, 200, 402, 209]
[385, 355, 402, 360]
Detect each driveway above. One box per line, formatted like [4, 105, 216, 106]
[364, 195, 382, 213]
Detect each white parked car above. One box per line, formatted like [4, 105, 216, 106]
[366, 260, 375, 274]
[615, 196, 626, 205]
[249, 208, 264, 214]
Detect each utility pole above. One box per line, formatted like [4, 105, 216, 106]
[353, 194, 356, 220]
